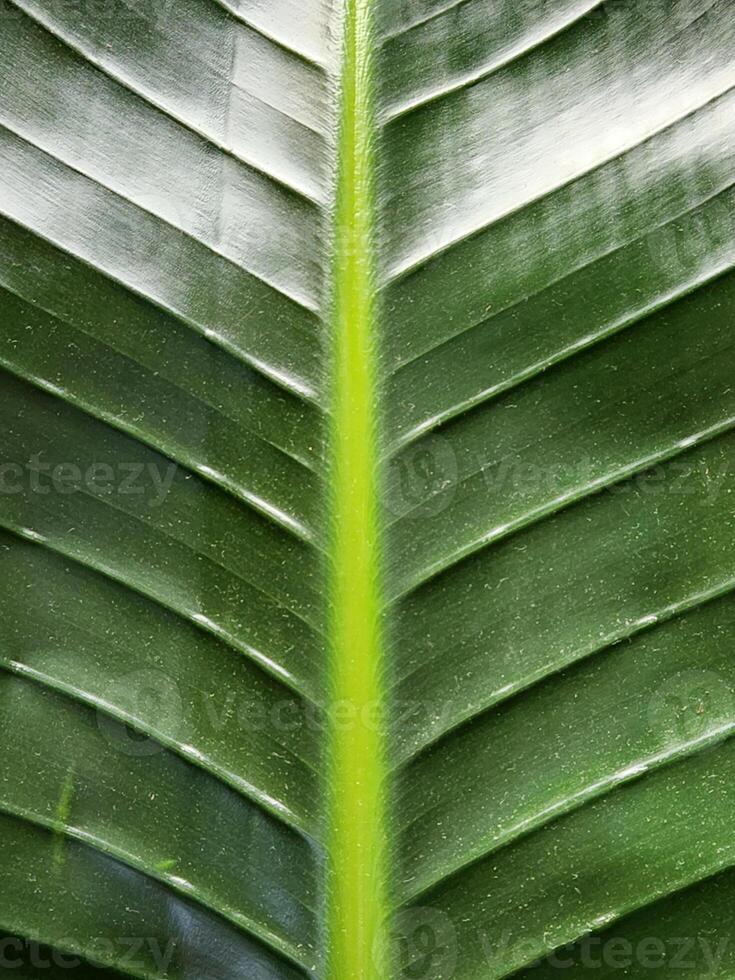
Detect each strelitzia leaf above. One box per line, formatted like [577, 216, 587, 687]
[1, 0, 735, 978]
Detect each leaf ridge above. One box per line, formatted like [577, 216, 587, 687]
[0, 800, 313, 974]
[382, 0, 606, 123]
[210, 0, 329, 69]
[0, 208, 319, 404]
[0, 120, 321, 315]
[0, 277, 319, 472]
[7, 0, 326, 205]
[399, 713, 735, 905]
[0, 658, 316, 837]
[497, 858, 735, 980]
[389, 406, 735, 603]
[0, 354, 318, 547]
[386, 80, 735, 285]
[395, 571, 735, 768]
[386, 177, 735, 392]
[0, 521, 320, 706]
[380, 0, 472, 41]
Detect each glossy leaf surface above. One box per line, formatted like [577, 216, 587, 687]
[1, 0, 734, 978]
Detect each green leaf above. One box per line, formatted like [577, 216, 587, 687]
[1, 1, 734, 978]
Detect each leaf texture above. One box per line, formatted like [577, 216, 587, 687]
[1, 0, 735, 977]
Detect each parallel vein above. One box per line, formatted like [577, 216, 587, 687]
[387, 79, 735, 285]
[0, 800, 313, 974]
[0, 201, 319, 403]
[0, 520, 319, 707]
[7, 0, 326, 205]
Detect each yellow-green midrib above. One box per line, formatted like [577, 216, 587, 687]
[327, 0, 388, 976]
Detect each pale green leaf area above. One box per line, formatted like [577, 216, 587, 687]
[0, 0, 734, 977]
